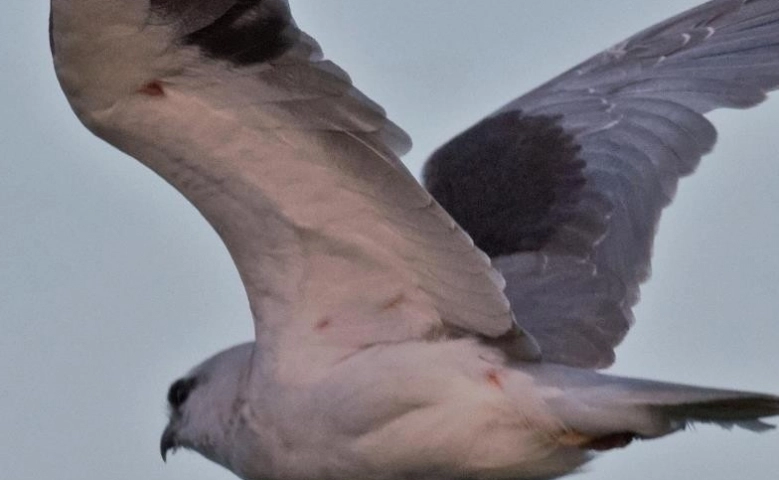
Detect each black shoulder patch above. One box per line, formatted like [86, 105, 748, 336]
[424, 111, 584, 257]
[153, 0, 298, 65]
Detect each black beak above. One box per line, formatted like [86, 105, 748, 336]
[160, 424, 178, 462]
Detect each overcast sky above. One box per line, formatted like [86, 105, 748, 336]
[2, 1, 778, 479]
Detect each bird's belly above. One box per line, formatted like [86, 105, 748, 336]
[237, 340, 589, 480]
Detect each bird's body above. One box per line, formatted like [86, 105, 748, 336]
[171, 340, 589, 480]
[163, 337, 777, 480]
[49, 1, 779, 479]
[186, 341, 578, 480]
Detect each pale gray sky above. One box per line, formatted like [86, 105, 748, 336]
[2, 1, 778, 479]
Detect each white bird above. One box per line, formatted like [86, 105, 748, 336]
[49, 1, 779, 479]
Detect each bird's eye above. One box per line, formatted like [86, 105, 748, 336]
[167, 378, 197, 410]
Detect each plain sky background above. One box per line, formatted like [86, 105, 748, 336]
[2, 1, 778, 479]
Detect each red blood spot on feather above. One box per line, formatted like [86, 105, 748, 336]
[380, 293, 405, 312]
[485, 369, 503, 390]
[315, 318, 332, 331]
[139, 81, 165, 96]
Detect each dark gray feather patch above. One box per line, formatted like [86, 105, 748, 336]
[424, 112, 585, 257]
[152, 0, 297, 65]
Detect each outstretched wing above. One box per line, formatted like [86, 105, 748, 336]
[51, 0, 541, 380]
[424, 0, 779, 368]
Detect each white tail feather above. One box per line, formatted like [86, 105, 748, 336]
[524, 364, 779, 440]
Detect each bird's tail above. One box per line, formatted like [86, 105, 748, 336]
[524, 364, 779, 450]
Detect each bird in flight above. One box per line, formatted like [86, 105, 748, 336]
[49, 1, 778, 479]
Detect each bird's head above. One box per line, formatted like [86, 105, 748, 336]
[160, 342, 255, 467]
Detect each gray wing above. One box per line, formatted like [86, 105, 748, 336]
[424, 0, 779, 368]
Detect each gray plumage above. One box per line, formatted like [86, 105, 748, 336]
[426, 0, 779, 368]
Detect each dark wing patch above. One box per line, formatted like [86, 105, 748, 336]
[152, 0, 297, 65]
[424, 112, 587, 257]
[151, 0, 238, 32]
[423, 0, 779, 369]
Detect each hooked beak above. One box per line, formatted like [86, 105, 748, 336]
[160, 424, 178, 462]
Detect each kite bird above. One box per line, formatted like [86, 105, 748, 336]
[49, 1, 779, 479]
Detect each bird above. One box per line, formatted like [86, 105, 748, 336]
[48, 0, 779, 479]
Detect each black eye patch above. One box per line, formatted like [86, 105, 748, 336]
[167, 377, 198, 410]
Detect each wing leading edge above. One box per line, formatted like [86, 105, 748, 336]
[51, 0, 543, 380]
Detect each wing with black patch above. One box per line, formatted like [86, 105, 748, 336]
[425, 112, 593, 258]
[424, 0, 779, 368]
[151, 0, 299, 65]
[52, 0, 546, 379]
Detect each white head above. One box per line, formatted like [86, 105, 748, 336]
[160, 342, 255, 468]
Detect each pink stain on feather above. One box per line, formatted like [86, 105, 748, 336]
[314, 318, 332, 332]
[139, 81, 165, 96]
[485, 369, 503, 390]
[380, 293, 406, 312]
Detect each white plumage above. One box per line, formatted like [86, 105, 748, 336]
[49, 1, 779, 479]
